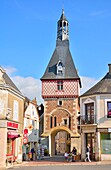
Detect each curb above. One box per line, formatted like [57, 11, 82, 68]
[11, 160, 111, 168]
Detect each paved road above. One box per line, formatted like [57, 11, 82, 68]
[8, 164, 111, 170]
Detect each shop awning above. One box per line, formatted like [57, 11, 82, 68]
[7, 130, 19, 139]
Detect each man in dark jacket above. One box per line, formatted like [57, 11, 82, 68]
[31, 148, 35, 160]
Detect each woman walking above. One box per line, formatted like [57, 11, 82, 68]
[84, 144, 91, 162]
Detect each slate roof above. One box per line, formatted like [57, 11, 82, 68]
[41, 10, 81, 87]
[0, 67, 23, 95]
[81, 65, 111, 97]
[41, 40, 80, 82]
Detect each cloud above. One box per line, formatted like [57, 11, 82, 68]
[4, 66, 17, 76]
[11, 76, 43, 105]
[3, 66, 43, 105]
[80, 76, 99, 95]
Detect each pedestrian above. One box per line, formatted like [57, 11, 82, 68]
[31, 148, 35, 160]
[64, 151, 69, 162]
[84, 144, 91, 162]
[72, 147, 77, 162]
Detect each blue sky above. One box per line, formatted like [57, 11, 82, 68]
[1, 0, 111, 104]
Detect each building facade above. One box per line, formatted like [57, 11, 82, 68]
[0, 67, 24, 167]
[41, 10, 81, 156]
[80, 64, 111, 161]
[23, 97, 39, 160]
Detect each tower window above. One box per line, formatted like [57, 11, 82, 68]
[50, 116, 52, 128]
[54, 117, 57, 127]
[58, 100, 62, 106]
[57, 81, 63, 90]
[64, 119, 67, 125]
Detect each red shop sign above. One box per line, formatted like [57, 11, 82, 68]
[7, 121, 18, 129]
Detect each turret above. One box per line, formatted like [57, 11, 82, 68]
[57, 9, 69, 41]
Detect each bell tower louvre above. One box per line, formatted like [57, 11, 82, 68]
[41, 9, 81, 156]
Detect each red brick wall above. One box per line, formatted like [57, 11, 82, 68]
[44, 99, 78, 134]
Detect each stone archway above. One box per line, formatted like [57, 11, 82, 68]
[47, 126, 79, 156]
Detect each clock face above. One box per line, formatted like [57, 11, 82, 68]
[58, 65, 62, 70]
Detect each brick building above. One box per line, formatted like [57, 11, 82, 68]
[41, 10, 81, 156]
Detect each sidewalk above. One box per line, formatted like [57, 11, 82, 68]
[9, 156, 111, 168]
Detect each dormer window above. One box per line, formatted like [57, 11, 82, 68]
[57, 60, 63, 75]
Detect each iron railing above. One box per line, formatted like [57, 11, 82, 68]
[80, 115, 96, 125]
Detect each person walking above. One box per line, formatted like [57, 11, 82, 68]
[31, 148, 35, 160]
[84, 144, 91, 162]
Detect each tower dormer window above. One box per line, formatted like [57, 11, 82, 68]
[57, 60, 63, 75]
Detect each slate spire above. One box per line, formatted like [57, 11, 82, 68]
[41, 10, 81, 87]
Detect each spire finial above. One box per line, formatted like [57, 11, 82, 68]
[62, 2, 64, 14]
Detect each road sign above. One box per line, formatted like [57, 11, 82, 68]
[23, 137, 28, 144]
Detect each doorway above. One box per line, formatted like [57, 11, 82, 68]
[85, 133, 95, 160]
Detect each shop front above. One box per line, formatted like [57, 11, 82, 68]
[100, 130, 111, 160]
[81, 125, 97, 161]
[7, 129, 19, 162]
[6, 121, 22, 164]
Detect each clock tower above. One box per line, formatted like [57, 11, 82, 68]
[41, 10, 81, 156]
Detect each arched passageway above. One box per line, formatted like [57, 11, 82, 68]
[47, 126, 79, 156]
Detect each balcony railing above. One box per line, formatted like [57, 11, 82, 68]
[81, 115, 96, 125]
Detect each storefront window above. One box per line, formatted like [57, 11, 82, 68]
[101, 133, 111, 154]
[7, 138, 12, 155]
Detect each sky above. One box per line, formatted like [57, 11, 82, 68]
[0, 0, 111, 104]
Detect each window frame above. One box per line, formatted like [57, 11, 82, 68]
[57, 81, 63, 91]
[105, 99, 111, 119]
[85, 103, 94, 123]
[13, 100, 18, 121]
[58, 100, 62, 106]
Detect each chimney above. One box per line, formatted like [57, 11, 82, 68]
[108, 64, 111, 74]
